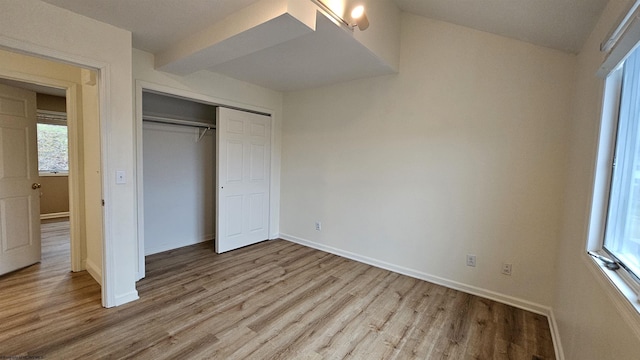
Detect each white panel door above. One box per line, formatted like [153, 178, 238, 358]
[0, 84, 40, 275]
[216, 107, 270, 253]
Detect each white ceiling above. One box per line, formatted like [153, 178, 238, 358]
[393, 0, 609, 53]
[41, 0, 264, 53]
[39, 0, 609, 91]
[42, 0, 609, 55]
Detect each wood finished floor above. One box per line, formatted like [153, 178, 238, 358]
[0, 220, 555, 359]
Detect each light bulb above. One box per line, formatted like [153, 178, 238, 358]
[351, 5, 364, 19]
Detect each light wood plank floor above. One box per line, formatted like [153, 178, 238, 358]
[0, 220, 555, 359]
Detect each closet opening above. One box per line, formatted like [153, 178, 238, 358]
[138, 88, 273, 281]
[141, 91, 217, 257]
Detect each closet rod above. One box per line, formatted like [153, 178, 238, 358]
[218, 105, 270, 117]
[143, 115, 215, 129]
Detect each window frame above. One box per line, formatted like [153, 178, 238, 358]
[588, 62, 640, 322]
[602, 50, 640, 283]
[36, 110, 69, 176]
[586, 0, 640, 340]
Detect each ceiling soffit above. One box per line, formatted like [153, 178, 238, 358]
[155, 0, 397, 91]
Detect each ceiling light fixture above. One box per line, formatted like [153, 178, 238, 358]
[350, 5, 369, 31]
[310, 0, 370, 32]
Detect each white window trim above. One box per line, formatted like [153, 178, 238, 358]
[583, 254, 640, 338]
[39, 171, 69, 177]
[588, 65, 640, 339]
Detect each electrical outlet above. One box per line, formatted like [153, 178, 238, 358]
[502, 263, 512, 276]
[315, 221, 322, 231]
[466, 254, 476, 267]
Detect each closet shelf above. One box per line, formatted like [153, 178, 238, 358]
[142, 114, 215, 129]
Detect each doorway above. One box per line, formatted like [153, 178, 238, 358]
[0, 82, 72, 272]
[0, 49, 104, 287]
[36, 93, 70, 221]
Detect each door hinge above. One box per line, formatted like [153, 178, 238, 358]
[102, 199, 105, 206]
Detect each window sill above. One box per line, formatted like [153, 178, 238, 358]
[39, 172, 68, 177]
[583, 252, 640, 338]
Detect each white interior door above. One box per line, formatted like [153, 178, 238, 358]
[0, 83, 40, 275]
[216, 107, 270, 253]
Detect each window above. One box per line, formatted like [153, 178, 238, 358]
[37, 111, 68, 174]
[593, 44, 640, 304]
[589, 0, 640, 330]
[605, 46, 640, 281]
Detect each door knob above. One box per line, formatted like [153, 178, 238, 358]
[32, 183, 41, 189]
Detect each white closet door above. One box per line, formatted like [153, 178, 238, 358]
[216, 107, 270, 253]
[0, 84, 41, 275]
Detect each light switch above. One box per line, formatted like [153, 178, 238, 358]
[116, 170, 126, 184]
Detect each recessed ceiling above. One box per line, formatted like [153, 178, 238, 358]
[393, 0, 609, 53]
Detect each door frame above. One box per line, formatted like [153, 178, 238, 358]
[0, 70, 84, 270]
[134, 80, 275, 280]
[0, 39, 111, 306]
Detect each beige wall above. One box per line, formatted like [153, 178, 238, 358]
[81, 68, 103, 282]
[39, 176, 69, 214]
[281, 13, 576, 311]
[36, 93, 66, 112]
[553, 0, 640, 358]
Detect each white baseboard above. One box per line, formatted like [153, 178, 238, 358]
[279, 233, 563, 358]
[113, 290, 139, 307]
[40, 212, 69, 220]
[85, 258, 102, 286]
[547, 308, 565, 360]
